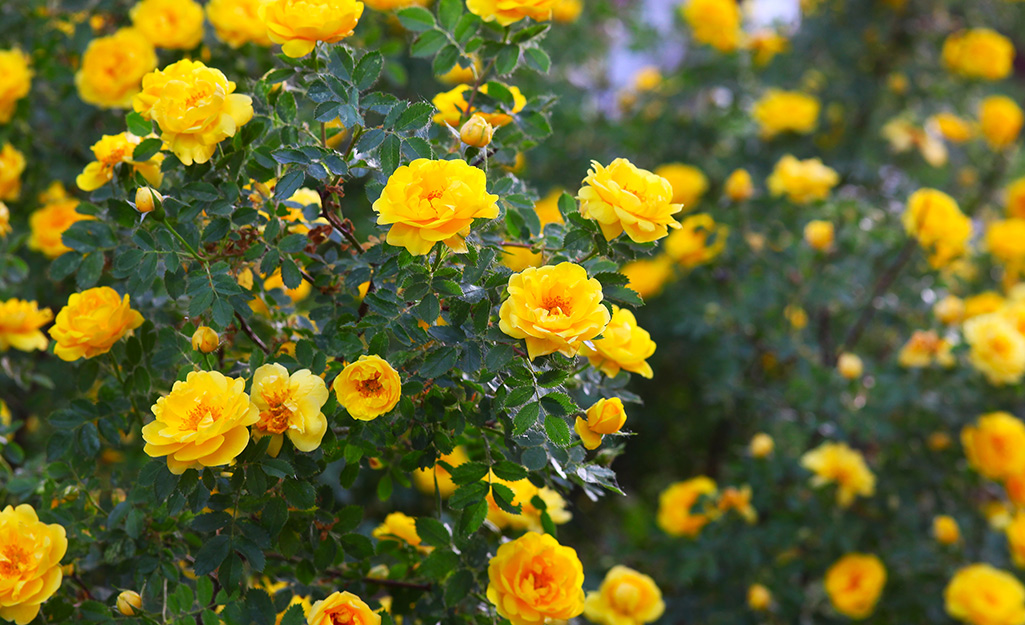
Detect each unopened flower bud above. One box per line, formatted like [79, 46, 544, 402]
[460, 114, 494, 148]
[837, 352, 863, 380]
[135, 187, 162, 213]
[117, 590, 143, 616]
[191, 326, 219, 353]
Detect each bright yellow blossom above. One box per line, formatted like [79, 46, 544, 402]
[800, 441, 875, 507]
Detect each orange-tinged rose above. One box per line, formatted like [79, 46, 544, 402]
[945, 564, 1025, 625]
[207, 0, 273, 48]
[467, 0, 557, 25]
[942, 29, 1015, 81]
[75, 29, 157, 109]
[413, 446, 469, 498]
[551, 0, 582, 21]
[0, 504, 67, 625]
[432, 83, 527, 127]
[130, 0, 205, 50]
[28, 197, 95, 259]
[486, 532, 585, 625]
[800, 441, 875, 507]
[962, 412, 1025, 480]
[133, 60, 253, 166]
[251, 363, 329, 456]
[1007, 177, 1025, 219]
[363, 0, 430, 10]
[76, 132, 164, 192]
[372, 158, 499, 256]
[372, 512, 431, 553]
[930, 112, 975, 143]
[583, 565, 665, 625]
[143, 370, 259, 474]
[578, 158, 683, 243]
[498, 262, 611, 360]
[574, 397, 627, 450]
[0, 299, 53, 353]
[308, 591, 381, 625]
[657, 476, 717, 537]
[332, 355, 402, 421]
[580, 306, 655, 379]
[0, 49, 32, 124]
[716, 485, 756, 522]
[49, 287, 144, 361]
[980, 95, 1024, 150]
[1009, 513, 1025, 567]
[0, 142, 25, 201]
[259, 0, 364, 58]
[825, 554, 886, 619]
[897, 329, 955, 368]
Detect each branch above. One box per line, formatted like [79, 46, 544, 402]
[839, 237, 917, 354]
[234, 312, 270, 354]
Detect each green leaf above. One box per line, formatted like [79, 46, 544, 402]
[275, 169, 305, 201]
[395, 101, 436, 132]
[411, 30, 449, 58]
[419, 549, 460, 580]
[449, 481, 489, 509]
[492, 461, 528, 482]
[380, 133, 401, 174]
[495, 45, 520, 75]
[523, 48, 551, 73]
[282, 479, 316, 510]
[193, 535, 231, 576]
[513, 402, 541, 435]
[544, 414, 571, 446]
[354, 52, 384, 91]
[279, 604, 306, 625]
[449, 461, 489, 484]
[438, 0, 463, 30]
[458, 499, 488, 536]
[132, 137, 163, 161]
[445, 570, 475, 606]
[397, 7, 436, 31]
[433, 45, 461, 75]
[126, 111, 152, 136]
[421, 347, 459, 379]
[415, 517, 450, 547]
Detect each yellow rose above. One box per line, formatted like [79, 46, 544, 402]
[143, 370, 259, 474]
[583, 565, 665, 625]
[130, 0, 205, 50]
[751, 89, 820, 139]
[500, 246, 543, 272]
[372, 158, 499, 256]
[0, 504, 67, 625]
[207, 0, 273, 48]
[934, 515, 961, 545]
[1004, 177, 1025, 221]
[747, 584, 772, 611]
[308, 592, 381, 625]
[49, 287, 144, 361]
[749, 433, 774, 458]
[486, 474, 571, 532]
[767, 154, 839, 204]
[724, 168, 754, 202]
[574, 397, 627, 450]
[1009, 473, 1025, 508]
[460, 113, 495, 149]
[988, 219, 1025, 269]
[945, 564, 1025, 625]
[0, 142, 26, 200]
[785, 304, 808, 329]
[903, 188, 972, 268]
[372, 512, 431, 553]
[942, 29, 1015, 81]
[75, 29, 157, 109]
[0, 201, 9, 237]
[412, 446, 469, 497]
[133, 60, 254, 166]
[630, 66, 662, 92]
[256, 269, 312, 311]
[656, 476, 717, 537]
[467, 0, 557, 25]
[580, 306, 655, 379]
[929, 112, 975, 143]
[432, 83, 527, 127]
[746, 30, 789, 66]
[664, 213, 728, 268]
[135, 186, 162, 213]
[837, 352, 863, 379]
[363, 0, 430, 10]
[76, 132, 164, 192]
[533, 188, 565, 228]
[935, 295, 965, 325]
[251, 363, 329, 457]
[0, 299, 52, 353]
[980, 95, 1024, 150]
[498, 262, 611, 360]
[260, 0, 364, 58]
[965, 314, 1025, 385]
[800, 441, 875, 507]
[803, 219, 834, 251]
[551, 0, 582, 21]
[116, 590, 143, 616]
[28, 196, 95, 259]
[486, 532, 585, 625]
[0, 49, 32, 124]
[620, 256, 674, 300]
[438, 57, 481, 85]
[824, 554, 886, 619]
[681, 0, 741, 52]
[578, 158, 683, 243]
[653, 163, 708, 208]
[966, 292, 1006, 319]
[897, 330, 954, 368]
[332, 355, 402, 421]
[962, 412, 1025, 480]
[716, 485, 756, 522]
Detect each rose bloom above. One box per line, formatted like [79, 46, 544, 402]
[804, 220, 834, 251]
[903, 188, 972, 268]
[935, 295, 966, 325]
[824, 554, 886, 619]
[75, 29, 157, 109]
[143, 370, 259, 474]
[800, 441, 875, 507]
[962, 412, 1025, 480]
[0, 201, 9, 237]
[486, 474, 571, 532]
[967, 292, 1007, 319]
[664, 213, 728, 269]
[583, 565, 665, 625]
[133, 59, 254, 166]
[130, 0, 205, 50]
[945, 564, 1025, 625]
[0, 504, 67, 625]
[965, 314, 1025, 385]
[372, 158, 499, 256]
[746, 30, 789, 66]
[749, 433, 774, 458]
[0, 49, 32, 124]
[432, 83, 527, 127]
[49, 287, 144, 361]
[897, 329, 955, 368]
[552, 0, 582, 21]
[207, 0, 273, 48]
[501, 246, 542, 272]
[988, 219, 1025, 267]
[767, 155, 839, 204]
[532, 188, 565, 229]
[438, 57, 481, 85]
[0, 142, 26, 201]
[724, 168, 754, 201]
[837, 352, 863, 379]
[578, 158, 683, 243]
[747, 584, 772, 611]
[308, 592, 381, 625]
[486, 532, 585, 625]
[251, 363, 329, 457]
[930, 112, 975, 143]
[191, 326, 219, 353]
[28, 195, 95, 259]
[980, 95, 1024, 151]
[76, 132, 164, 192]
[934, 515, 962, 545]
[372, 512, 431, 553]
[1004, 177, 1025, 220]
[752, 89, 820, 139]
[363, 0, 430, 11]
[413, 446, 469, 497]
[717, 485, 756, 523]
[498, 262, 611, 360]
[332, 355, 402, 421]
[460, 113, 494, 148]
[653, 163, 708, 208]
[0, 299, 52, 353]
[580, 306, 656, 379]
[260, 0, 364, 58]
[1008, 513, 1025, 569]
[656, 476, 717, 537]
[942, 28, 1015, 81]
[681, 0, 741, 52]
[467, 0, 557, 25]
[575, 397, 627, 450]
[620, 256, 674, 300]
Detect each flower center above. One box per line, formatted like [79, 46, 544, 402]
[181, 401, 221, 431]
[541, 295, 572, 316]
[102, 146, 128, 166]
[257, 392, 293, 434]
[328, 607, 364, 625]
[358, 376, 383, 398]
[185, 85, 214, 108]
[0, 543, 29, 578]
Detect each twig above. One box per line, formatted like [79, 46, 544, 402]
[70, 574, 93, 600]
[839, 237, 917, 353]
[234, 312, 270, 354]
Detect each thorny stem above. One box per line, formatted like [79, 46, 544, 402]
[234, 312, 270, 354]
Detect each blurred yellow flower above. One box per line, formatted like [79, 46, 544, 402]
[486, 474, 571, 532]
[363, 0, 430, 10]
[207, 0, 273, 47]
[467, 0, 557, 25]
[804, 220, 834, 251]
[0, 49, 32, 124]
[1007, 177, 1025, 219]
[935, 295, 966, 325]
[752, 89, 820, 139]
[657, 476, 717, 537]
[965, 314, 1025, 385]
[0, 299, 52, 353]
[130, 0, 205, 50]
[903, 188, 971, 268]
[0, 142, 26, 200]
[897, 330, 955, 368]
[75, 29, 156, 109]
[930, 112, 975, 143]
[987, 219, 1025, 272]
[332, 355, 402, 421]
[945, 564, 1025, 625]
[582, 565, 665, 625]
[632, 66, 663, 92]
[372, 512, 431, 553]
[580, 306, 655, 379]
[825, 554, 886, 619]
[0, 201, 9, 237]
[438, 57, 481, 84]
[966, 292, 1006, 319]
[837, 352, 863, 379]
[664, 213, 728, 268]
[785, 305, 808, 329]
[533, 188, 565, 228]
[251, 363, 329, 457]
[500, 245, 543, 272]
[724, 168, 754, 202]
[28, 195, 94, 259]
[767, 155, 839, 204]
[0, 504, 67, 625]
[551, 0, 582, 21]
[620, 256, 674, 299]
[747, 584, 772, 611]
[49, 287, 144, 361]
[716, 485, 756, 523]
[800, 441, 875, 507]
[76, 132, 164, 192]
[412, 446, 469, 498]
[745, 30, 788, 66]
[980, 95, 1024, 150]
[432, 83, 526, 127]
[486, 532, 585, 625]
[963, 412, 1025, 480]
[574, 397, 627, 450]
[309, 592, 381, 625]
[942, 29, 1015, 81]
[749, 433, 774, 458]
[260, 0, 364, 57]
[681, 0, 741, 52]
[653, 163, 708, 208]
[934, 515, 961, 545]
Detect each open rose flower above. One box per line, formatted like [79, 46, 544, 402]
[251, 363, 329, 457]
[486, 532, 585, 625]
[48, 287, 144, 361]
[0, 504, 67, 625]
[577, 158, 683, 243]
